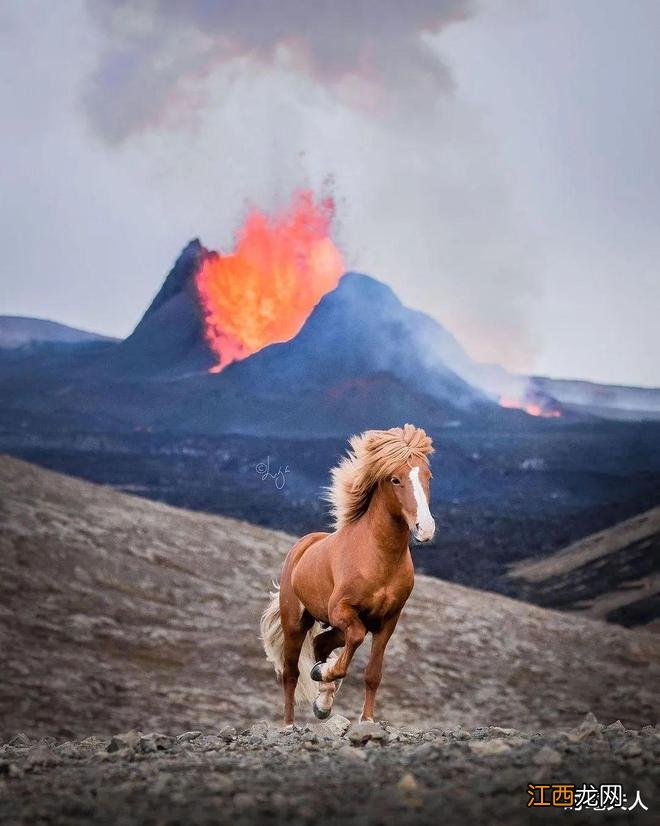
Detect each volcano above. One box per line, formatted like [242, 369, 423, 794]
[218, 272, 486, 406]
[3, 187, 660, 437]
[82, 184, 500, 435]
[101, 258, 495, 435]
[106, 238, 215, 377]
[0, 233, 500, 437]
[108, 191, 345, 380]
[161, 271, 493, 436]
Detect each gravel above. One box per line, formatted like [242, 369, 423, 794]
[0, 715, 657, 826]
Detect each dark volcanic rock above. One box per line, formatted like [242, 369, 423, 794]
[508, 507, 660, 629]
[106, 239, 216, 377]
[0, 721, 657, 826]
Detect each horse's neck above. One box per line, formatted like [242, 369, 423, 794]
[362, 489, 410, 564]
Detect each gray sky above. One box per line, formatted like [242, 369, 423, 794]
[2, 1, 659, 386]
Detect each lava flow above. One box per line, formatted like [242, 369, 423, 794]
[499, 396, 562, 418]
[196, 190, 344, 372]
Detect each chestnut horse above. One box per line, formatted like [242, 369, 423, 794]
[261, 424, 435, 724]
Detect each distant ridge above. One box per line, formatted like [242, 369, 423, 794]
[508, 507, 660, 629]
[0, 316, 115, 348]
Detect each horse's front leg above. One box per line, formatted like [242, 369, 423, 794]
[361, 613, 400, 722]
[311, 626, 345, 719]
[311, 600, 366, 684]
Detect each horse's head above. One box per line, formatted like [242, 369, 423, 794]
[382, 457, 435, 543]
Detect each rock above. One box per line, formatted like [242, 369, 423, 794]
[399, 725, 423, 740]
[176, 731, 203, 743]
[348, 721, 387, 745]
[218, 726, 236, 743]
[397, 773, 418, 793]
[445, 725, 471, 741]
[78, 736, 108, 754]
[469, 739, 511, 757]
[315, 714, 351, 739]
[265, 726, 292, 743]
[107, 731, 141, 753]
[249, 721, 269, 737]
[197, 735, 223, 752]
[25, 744, 61, 768]
[138, 733, 175, 753]
[0, 723, 657, 824]
[487, 726, 521, 738]
[0, 745, 23, 758]
[605, 719, 625, 733]
[5, 762, 22, 779]
[568, 712, 603, 741]
[55, 741, 81, 758]
[336, 744, 367, 761]
[617, 741, 642, 758]
[412, 743, 439, 762]
[8, 733, 31, 748]
[533, 746, 562, 766]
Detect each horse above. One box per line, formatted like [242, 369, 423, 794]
[260, 423, 435, 725]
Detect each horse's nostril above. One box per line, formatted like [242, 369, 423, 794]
[415, 523, 421, 532]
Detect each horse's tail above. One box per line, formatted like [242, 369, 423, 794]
[259, 583, 319, 706]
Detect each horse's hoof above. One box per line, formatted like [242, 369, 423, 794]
[310, 661, 324, 682]
[312, 700, 332, 720]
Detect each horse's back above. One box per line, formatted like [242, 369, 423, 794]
[281, 531, 330, 583]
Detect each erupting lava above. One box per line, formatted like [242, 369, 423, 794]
[196, 190, 344, 372]
[499, 396, 562, 418]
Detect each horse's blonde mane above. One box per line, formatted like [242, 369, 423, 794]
[325, 423, 434, 530]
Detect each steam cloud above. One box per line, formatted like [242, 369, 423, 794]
[84, 0, 473, 143]
[79, 0, 538, 371]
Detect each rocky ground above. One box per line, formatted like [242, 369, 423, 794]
[1, 715, 657, 826]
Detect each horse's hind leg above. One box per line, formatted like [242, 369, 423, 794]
[311, 627, 345, 719]
[281, 609, 313, 726]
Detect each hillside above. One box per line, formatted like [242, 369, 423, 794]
[1, 455, 658, 742]
[0, 316, 115, 348]
[508, 507, 660, 629]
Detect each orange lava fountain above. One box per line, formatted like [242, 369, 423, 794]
[499, 397, 562, 418]
[196, 191, 344, 372]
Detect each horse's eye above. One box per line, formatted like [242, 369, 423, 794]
[391, 477, 401, 485]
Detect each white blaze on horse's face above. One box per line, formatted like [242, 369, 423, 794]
[409, 466, 435, 542]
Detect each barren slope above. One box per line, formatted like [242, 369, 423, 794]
[1, 455, 658, 741]
[509, 507, 660, 628]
